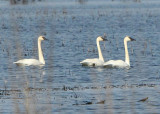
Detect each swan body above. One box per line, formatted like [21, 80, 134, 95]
[103, 60, 129, 68]
[80, 58, 104, 66]
[14, 36, 47, 66]
[103, 36, 135, 68]
[80, 36, 106, 67]
[14, 59, 43, 66]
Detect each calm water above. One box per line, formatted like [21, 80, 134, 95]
[0, 0, 160, 113]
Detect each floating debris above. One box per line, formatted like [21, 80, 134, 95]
[96, 100, 105, 104]
[83, 101, 93, 105]
[73, 101, 93, 105]
[138, 97, 148, 102]
[72, 16, 76, 20]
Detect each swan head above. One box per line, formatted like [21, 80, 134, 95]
[124, 36, 136, 42]
[97, 36, 107, 42]
[38, 36, 48, 41]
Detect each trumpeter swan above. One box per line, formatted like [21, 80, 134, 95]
[14, 36, 47, 66]
[103, 36, 135, 68]
[80, 36, 106, 66]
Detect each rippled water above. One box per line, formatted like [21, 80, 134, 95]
[0, 0, 160, 113]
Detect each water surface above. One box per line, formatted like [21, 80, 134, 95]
[0, 0, 160, 113]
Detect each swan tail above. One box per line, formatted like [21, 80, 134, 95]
[80, 61, 88, 66]
[13, 60, 22, 64]
[13, 61, 18, 64]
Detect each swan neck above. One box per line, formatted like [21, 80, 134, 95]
[97, 39, 104, 62]
[38, 39, 45, 64]
[124, 40, 130, 66]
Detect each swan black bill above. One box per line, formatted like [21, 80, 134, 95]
[100, 36, 107, 41]
[129, 37, 136, 41]
[103, 38, 107, 41]
[42, 37, 48, 40]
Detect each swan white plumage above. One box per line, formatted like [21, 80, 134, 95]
[103, 36, 135, 68]
[80, 36, 106, 66]
[14, 36, 47, 66]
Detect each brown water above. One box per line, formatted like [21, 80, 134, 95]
[0, 0, 160, 113]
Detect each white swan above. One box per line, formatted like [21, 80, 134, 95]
[103, 36, 135, 68]
[80, 36, 106, 66]
[14, 36, 47, 66]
